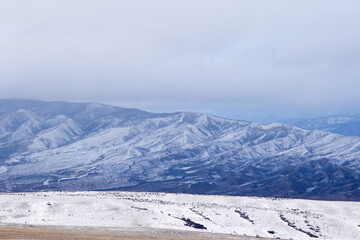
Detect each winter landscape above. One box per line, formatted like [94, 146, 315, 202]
[2, 1, 360, 239]
[0, 99, 359, 239]
[1, 99, 360, 201]
[1, 191, 359, 240]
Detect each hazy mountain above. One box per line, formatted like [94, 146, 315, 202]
[288, 114, 360, 137]
[0, 99, 359, 200]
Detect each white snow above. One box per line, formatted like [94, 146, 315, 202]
[0, 191, 359, 240]
[0, 166, 7, 174]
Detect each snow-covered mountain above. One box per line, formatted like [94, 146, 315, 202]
[0, 99, 359, 200]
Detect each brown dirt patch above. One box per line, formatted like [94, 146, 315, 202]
[0, 225, 274, 240]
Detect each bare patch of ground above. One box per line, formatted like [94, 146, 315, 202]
[0, 225, 275, 240]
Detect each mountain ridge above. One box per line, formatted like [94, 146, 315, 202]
[0, 99, 359, 200]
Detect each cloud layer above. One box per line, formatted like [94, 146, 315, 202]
[1, 0, 360, 118]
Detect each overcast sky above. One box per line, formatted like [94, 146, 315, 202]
[1, 0, 360, 121]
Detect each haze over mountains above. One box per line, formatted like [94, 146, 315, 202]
[0, 99, 359, 200]
[288, 114, 360, 137]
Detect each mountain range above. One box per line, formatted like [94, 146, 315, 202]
[0, 99, 359, 200]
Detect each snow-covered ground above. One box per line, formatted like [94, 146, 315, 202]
[0, 191, 359, 240]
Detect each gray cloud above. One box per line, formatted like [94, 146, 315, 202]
[1, 0, 360, 120]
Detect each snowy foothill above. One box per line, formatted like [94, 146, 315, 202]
[0, 191, 359, 240]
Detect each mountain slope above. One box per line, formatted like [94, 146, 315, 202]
[0, 99, 359, 200]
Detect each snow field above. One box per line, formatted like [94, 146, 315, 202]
[0, 191, 359, 240]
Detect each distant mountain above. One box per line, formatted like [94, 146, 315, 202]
[288, 114, 360, 137]
[0, 99, 359, 200]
